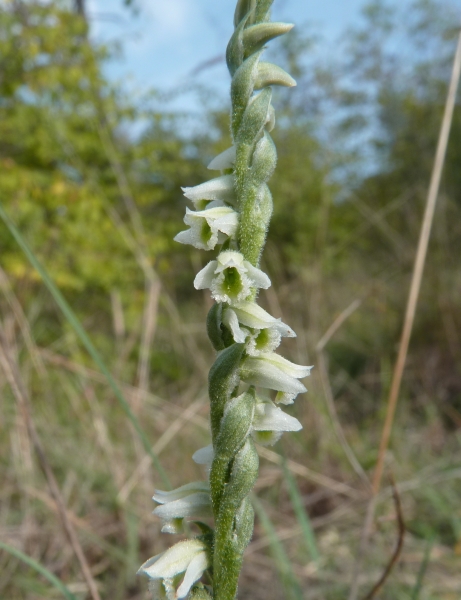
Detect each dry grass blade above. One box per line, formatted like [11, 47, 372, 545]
[258, 446, 361, 499]
[315, 299, 370, 486]
[316, 299, 362, 353]
[372, 26, 461, 497]
[0, 328, 101, 600]
[361, 476, 405, 600]
[117, 395, 206, 503]
[349, 27, 461, 600]
[136, 279, 161, 404]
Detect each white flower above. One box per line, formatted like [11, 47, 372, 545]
[182, 175, 236, 209]
[174, 205, 238, 250]
[252, 396, 302, 446]
[222, 302, 295, 355]
[241, 352, 313, 398]
[207, 146, 236, 171]
[138, 539, 210, 600]
[194, 251, 271, 304]
[153, 482, 212, 534]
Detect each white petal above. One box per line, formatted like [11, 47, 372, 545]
[174, 229, 194, 245]
[222, 308, 247, 343]
[138, 553, 162, 576]
[243, 262, 271, 289]
[253, 404, 302, 432]
[216, 250, 245, 269]
[154, 493, 212, 520]
[176, 551, 209, 599]
[241, 357, 307, 394]
[207, 146, 236, 170]
[194, 261, 217, 290]
[182, 175, 235, 203]
[153, 482, 210, 504]
[192, 445, 214, 465]
[257, 353, 313, 379]
[272, 319, 296, 338]
[141, 540, 206, 580]
[213, 212, 239, 236]
[231, 302, 276, 328]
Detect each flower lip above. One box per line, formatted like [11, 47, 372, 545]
[194, 251, 271, 305]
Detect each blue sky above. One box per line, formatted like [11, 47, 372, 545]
[88, 0, 394, 95]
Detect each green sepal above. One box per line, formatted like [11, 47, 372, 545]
[226, 11, 250, 76]
[255, 62, 297, 89]
[235, 87, 272, 145]
[190, 585, 213, 600]
[254, 0, 274, 24]
[210, 389, 255, 513]
[234, 0, 256, 28]
[206, 303, 225, 351]
[209, 343, 244, 443]
[189, 585, 213, 600]
[243, 22, 294, 57]
[231, 50, 264, 137]
[238, 183, 273, 266]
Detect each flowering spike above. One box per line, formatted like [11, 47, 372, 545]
[143, 3, 302, 599]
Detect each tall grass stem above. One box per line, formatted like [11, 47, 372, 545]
[348, 26, 461, 600]
[0, 203, 170, 489]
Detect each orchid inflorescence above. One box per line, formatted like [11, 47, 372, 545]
[138, 1, 312, 598]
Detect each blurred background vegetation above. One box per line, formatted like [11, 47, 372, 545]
[0, 0, 460, 598]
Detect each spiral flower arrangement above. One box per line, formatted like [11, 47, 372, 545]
[138, 1, 312, 598]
